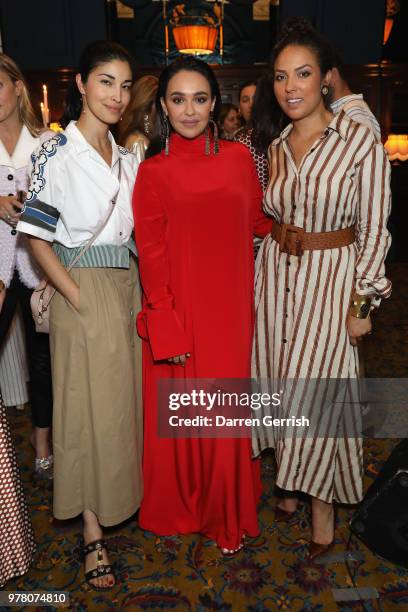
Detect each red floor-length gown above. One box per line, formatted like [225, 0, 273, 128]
[133, 133, 272, 549]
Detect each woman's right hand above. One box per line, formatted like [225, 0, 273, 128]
[168, 353, 191, 366]
[0, 195, 23, 227]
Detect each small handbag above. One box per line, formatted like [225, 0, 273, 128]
[31, 160, 122, 333]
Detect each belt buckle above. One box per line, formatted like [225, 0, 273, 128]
[279, 224, 305, 257]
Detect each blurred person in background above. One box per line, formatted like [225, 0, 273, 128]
[0, 314, 29, 410]
[119, 74, 158, 160]
[218, 103, 241, 140]
[0, 53, 53, 480]
[330, 58, 381, 141]
[235, 71, 280, 193]
[237, 80, 257, 129]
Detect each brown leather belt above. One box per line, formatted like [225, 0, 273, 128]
[271, 222, 356, 257]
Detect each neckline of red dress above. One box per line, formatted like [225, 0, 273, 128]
[169, 132, 211, 155]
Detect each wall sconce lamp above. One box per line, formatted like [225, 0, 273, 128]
[384, 134, 408, 162]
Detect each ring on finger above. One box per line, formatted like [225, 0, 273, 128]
[6, 213, 11, 220]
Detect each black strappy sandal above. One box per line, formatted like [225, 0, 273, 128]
[83, 538, 115, 591]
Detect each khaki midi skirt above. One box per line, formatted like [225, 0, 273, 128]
[49, 261, 143, 526]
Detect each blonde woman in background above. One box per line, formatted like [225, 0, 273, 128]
[0, 53, 53, 479]
[119, 74, 158, 159]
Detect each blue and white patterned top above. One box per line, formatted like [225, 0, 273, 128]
[17, 121, 139, 249]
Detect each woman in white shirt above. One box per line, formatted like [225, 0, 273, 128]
[18, 41, 143, 591]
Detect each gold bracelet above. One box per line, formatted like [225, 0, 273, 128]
[349, 293, 372, 319]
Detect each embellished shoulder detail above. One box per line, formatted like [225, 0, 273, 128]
[25, 133, 67, 205]
[118, 145, 129, 156]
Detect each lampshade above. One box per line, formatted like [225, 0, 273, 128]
[383, 17, 394, 44]
[384, 134, 408, 162]
[173, 25, 218, 55]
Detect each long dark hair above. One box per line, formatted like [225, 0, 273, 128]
[60, 40, 136, 129]
[147, 57, 221, 158]
[271, 18, 336, 113]
[250, 71, 281, 154]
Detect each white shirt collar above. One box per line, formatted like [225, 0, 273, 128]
[65, 121, 120, 168]
[0, 125, 40, 170]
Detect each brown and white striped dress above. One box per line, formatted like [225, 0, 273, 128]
[253, 111, 391, 504]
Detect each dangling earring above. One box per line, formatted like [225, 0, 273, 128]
[205, 113, 219, 156]
[81, 96, 86, 114]
[209, 113, 219, 155]
[163, 115, 170, 156]
[321, 85, 329, 96]
[144, 113, 151, 136]
[205, 126, 210, 156]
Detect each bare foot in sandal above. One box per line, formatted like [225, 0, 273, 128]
[83, 510, 115, 590]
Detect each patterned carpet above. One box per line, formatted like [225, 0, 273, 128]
[5, 262, 408, 611]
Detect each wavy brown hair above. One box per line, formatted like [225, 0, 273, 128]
[119, 75, 158, 146]
[0, 53, 43, 136]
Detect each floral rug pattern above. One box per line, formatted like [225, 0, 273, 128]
[5, 263, 408, 611]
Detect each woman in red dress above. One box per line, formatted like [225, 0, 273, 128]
[132, 57, 272, 554]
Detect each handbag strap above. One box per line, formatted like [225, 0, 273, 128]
[66, 158, 122, 271]
[36, 158, 123, 308]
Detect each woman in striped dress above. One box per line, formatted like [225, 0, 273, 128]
[253, 19, 391, 558]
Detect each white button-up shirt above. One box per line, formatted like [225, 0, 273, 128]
[17, 121, 139, 248]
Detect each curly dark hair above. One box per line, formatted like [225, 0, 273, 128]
[271, 17, 336, 111]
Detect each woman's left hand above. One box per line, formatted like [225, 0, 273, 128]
[347, 314, 372, 346]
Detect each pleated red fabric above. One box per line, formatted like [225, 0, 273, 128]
[133, 133, 272, 549]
